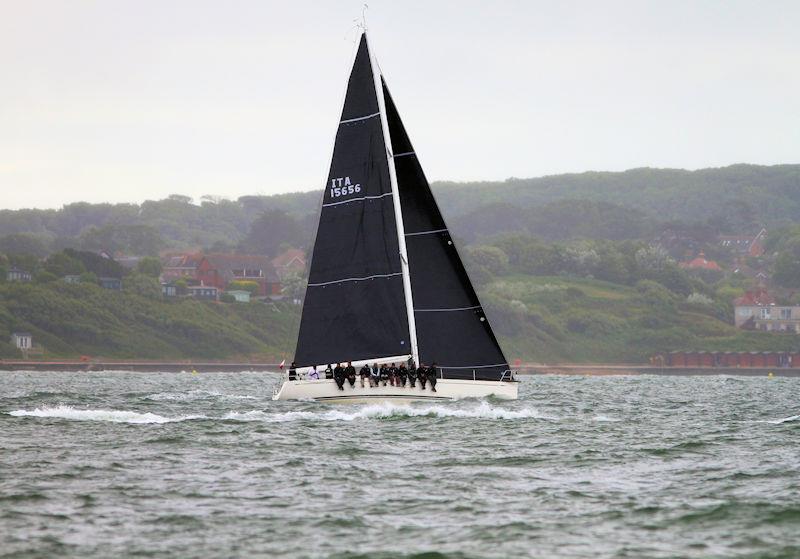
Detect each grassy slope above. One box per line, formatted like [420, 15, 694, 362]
[0, 282, 299, 360]
[481, 275, 800, 363]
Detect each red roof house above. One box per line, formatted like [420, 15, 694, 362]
[679, 252, 722, 271]
[271, 248, 307, 280]
[734, 288, 775, 307]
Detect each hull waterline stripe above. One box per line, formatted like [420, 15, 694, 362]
[322, 192, 393, 208]
[308, 272, 402, 287]
[440, 363, 508, 369]
[314, 394, 452, 402]
[415, 305, 481, 313]
[405, 228, 448, 237]
[392, 151, 415, 158]
[340, 112, 381, 124]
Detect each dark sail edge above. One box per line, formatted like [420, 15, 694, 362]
[293, 36, 411, 367]
[382, 77, 510, 381]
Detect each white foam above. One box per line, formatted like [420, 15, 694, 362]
[226, 401, 553, 423]
[7, 405, 207, 424]
[762, 414, 800, 425]
[592, 415, 621, 422]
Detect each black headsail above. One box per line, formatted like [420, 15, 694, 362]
[294, 35, 410, 367]
[382, 78, 510, 380]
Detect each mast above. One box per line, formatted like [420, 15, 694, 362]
[368, 33, 419, 366]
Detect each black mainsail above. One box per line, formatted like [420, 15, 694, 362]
[294, 35, 410, 367]
[382, 80, 509, 381]
[295, 33, 509, 381]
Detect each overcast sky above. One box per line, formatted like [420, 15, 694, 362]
[1, 0, 798, 210]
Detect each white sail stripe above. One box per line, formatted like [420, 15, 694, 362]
[339, 111, 381, 124]
[392, 151, 416, 158]
[322, 192, 393, 208]
[439, 363, 508, 369]
[415, 305, 481, 313]
[404, 228, 448, 237]
[307, 272, 403, 287]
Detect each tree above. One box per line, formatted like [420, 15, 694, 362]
[773, 237, 800, 288]
[239, 210, 304, 257]
[123, 273, 162, 299]
[44, 252, 86, 277]
[136, 257, 163, 278]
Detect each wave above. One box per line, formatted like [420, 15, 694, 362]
[226, 401, 553, 423]
[592, 414, 621, 422]
[7, 401, 550, 425]
[7, 405, 207, 424]
[762, 414, 800, 425]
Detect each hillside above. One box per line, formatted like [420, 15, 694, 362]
[0, 282, 299, 361]
[479, 276, 799, 363]
[1, 164, 798, 255]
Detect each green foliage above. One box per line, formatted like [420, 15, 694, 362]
[80, 224, 164, 256]
[34, 271, 58, 284]
[227, 280, 259, 295]
[123, 273, 162, 299]
[136, 256, 163, 277]
[238, 209, 306, 257]
[64, 249, 126, 278]
[44, 252, 86, 277]
[0, 282, 299, 359]
[0, 233, 53, 257]
[219, 293, 236, 303]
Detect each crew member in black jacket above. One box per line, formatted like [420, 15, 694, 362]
[345, 361, 356, 387]
[417, 364, 427, 389]
[379, 363, 390, 386]
[407, 363, 417, 388]
[333, 363, 345, 390]
[398, 363, 408, 387]
[427, 362, 439, 392]
[359, 364, 370, 387]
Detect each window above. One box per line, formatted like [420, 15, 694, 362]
[738, 308, 752, 317]
[780, 308, 792, 320]
[760, 307, 771, 319]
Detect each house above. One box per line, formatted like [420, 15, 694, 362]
[11, 332, 32, 350]
[718, 228, 767, 258]
[203, 254, 282, 297]
[271, 248, 307, 280]
[63, 274, 82, 284]
[99, 277, 122, 290]
[226, 289, 251, 303]
[734, 289, 800, 332]
[187, 285, 219, 301]
[679, 252, 722, 271]
[161, 283, 178, 297]
[161, 253, 205, 282]
[7, 267, 32, 282]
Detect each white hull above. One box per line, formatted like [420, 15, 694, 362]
[272, 377, 518, 403]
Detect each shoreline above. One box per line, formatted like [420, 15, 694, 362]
[1, 360, 799, 377]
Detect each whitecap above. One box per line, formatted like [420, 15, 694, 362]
[7, 405, 207, 424]
[762, 414, 800, 425]
[227, 401, 554, 423]
[592, 415, 621, 422]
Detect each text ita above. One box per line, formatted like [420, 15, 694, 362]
[330, 176, 362, 198]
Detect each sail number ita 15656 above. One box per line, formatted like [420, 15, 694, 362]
[330, 176, 361, 198]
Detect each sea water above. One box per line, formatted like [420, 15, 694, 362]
[1, 372, 799, 558]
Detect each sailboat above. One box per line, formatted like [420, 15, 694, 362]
[273, 33, 518, 402]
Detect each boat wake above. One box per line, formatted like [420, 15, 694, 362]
[6, 401, 551, 424]
[145, 390, 256, 402]
[7, 405, 206, 424]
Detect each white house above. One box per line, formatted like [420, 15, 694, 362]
[11, 332, 32, 350]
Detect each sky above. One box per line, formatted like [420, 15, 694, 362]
[1, 0, 798, 210]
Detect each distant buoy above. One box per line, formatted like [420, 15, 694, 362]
[768, 371, 774, 378]
[192, 368, 198, 375]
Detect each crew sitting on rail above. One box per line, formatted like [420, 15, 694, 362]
[288, 361, 297, 381]
[398, 363, 408, 386]
[379, 363, 390, 386]
[333, 363, 346, 391]
[359, 364, 370, 387]
[407, 363, 417, 387]
[325, 364, 333, 379]
[308, 366, 320, 380]
[427, 362, 438, 392]
[345, 361, 356, 387]
[417, 364, 428, 389]
[370, 362, 380, 387]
